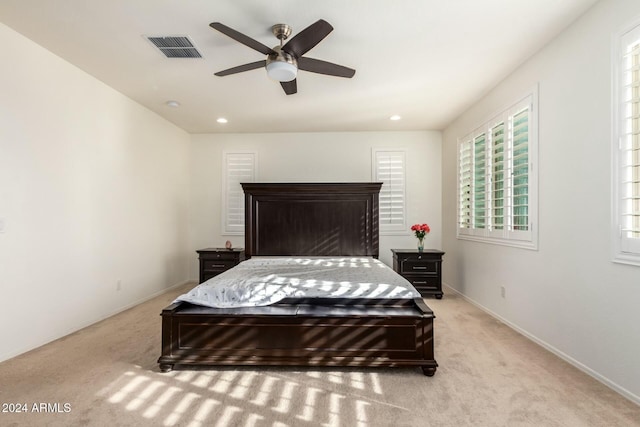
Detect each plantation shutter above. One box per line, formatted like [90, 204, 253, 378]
[223, 152, 256, 234]
[473, 133, 487, 229]
[619, 31, 640, 254]
[458, 138, 472, 229]
[510, 108, 530, 232]
[373, 150, 406, 232]
[491, 123, 506, 230]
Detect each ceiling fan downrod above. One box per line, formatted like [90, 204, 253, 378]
[271, 24, 292, 47]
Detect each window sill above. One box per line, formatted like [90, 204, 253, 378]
[457, 233, 538, 251]
[380, 230, 410, 236]
[612, 252, 640, 267]
[222, 231, 244, 236]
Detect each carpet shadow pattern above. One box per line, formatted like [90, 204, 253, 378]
[0, 283, 638, 426]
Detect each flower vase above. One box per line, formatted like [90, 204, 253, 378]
[417, 237, 424, 252]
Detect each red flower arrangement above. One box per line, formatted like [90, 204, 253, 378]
[411, 223, 431, 239]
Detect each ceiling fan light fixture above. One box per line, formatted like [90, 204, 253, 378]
[266, 61, 298, 82]
[266, 47, 298, 82]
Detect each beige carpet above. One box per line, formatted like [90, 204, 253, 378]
[0, 284, 638, 427]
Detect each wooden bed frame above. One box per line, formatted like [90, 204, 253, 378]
[158, 183, 437, 376]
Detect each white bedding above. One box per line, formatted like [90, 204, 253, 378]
[175, 257, 420, 308]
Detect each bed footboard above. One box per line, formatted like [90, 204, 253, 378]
[158, 299, 437, 376]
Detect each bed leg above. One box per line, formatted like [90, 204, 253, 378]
[159, 364, 174, 373]
[421, 366, 437, 377]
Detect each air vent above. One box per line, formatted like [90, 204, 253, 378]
[146, 36, 202, 58]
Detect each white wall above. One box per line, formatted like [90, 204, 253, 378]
[442, 0, 640, 403]
[189, 131, 442, 274]
[0, 23, 191, 362]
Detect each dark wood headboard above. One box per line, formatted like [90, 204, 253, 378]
[241, 183, 382, 258]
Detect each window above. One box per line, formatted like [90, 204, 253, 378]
[372, 149, 406, 233]
[222, 152, 256, 235]
[457, 89, 538, 249]
[613, 21, 640, 265]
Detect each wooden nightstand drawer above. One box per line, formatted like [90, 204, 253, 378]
[405, 276, 441, 291]
[201, 251, 241, 261]
[202, 260, 237, 271]
[400, 259, 439, 275]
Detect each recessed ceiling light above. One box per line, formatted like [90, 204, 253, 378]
[390, 115, 402, 121]
[165, 100, 180, 108]
[217, 117, 228, 124]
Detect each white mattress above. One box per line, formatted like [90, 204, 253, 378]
[175, 256, 420, 308]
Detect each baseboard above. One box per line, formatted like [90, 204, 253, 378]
[102, 279, 194, 318]
[0, 279, 195, 364]
[442, 283, 640, 406]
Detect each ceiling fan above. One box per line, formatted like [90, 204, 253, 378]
[209, 19, 355, 95]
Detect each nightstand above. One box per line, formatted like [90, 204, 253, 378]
[196, 248, 245, 283]
[391, 249, 445, 298]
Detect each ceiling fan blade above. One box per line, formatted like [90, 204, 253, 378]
[298, 57, 356, 78]
[214, 60, 266, 77]
[282, 19, 333, 58]
[280, 79, 297, 95]
[210, 22, 275, 55]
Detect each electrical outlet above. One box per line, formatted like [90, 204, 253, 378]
[117, 280, 122, 291]
[500, 286, 506, 298]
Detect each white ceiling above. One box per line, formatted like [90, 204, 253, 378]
[0, 0, 598, 134]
